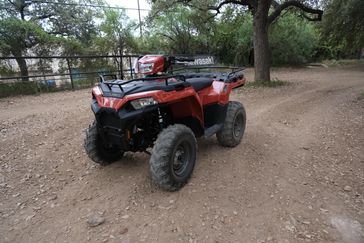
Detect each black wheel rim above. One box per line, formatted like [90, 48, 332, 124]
[172, 141, 191, 177]
[233, 113, 244, 138]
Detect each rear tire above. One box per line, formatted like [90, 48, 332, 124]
[150, 124, 197, 191]
[217, 101, 246, 147]
[84, 121, 124, 166]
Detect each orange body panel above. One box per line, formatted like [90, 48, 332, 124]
[92, 76, 246, 127]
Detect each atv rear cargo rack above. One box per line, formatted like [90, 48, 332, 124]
[172, 66, 245, 83]
[171, 65, 244, 73]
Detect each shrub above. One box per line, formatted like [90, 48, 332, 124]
[0, 81, 38, 97]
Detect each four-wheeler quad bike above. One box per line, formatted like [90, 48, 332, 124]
[84, 55, 247, 191]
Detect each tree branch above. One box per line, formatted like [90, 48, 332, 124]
[31, 14, 53, 21]
[268, 0, 323, 24]
[158, 33, 176, 42]
[207, 0, 251, 14]
[6, 0, 15, 6]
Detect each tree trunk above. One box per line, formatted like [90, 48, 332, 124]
[12, 50, 29, 81]
[356, 48, 362, 59]
[252, 0, 271, 82]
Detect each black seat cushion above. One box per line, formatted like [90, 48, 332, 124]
[102, 77, 214, 97]
[106, 79, 191, 96]
[186, 77, 214, 91]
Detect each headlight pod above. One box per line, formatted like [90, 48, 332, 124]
[130, 97, 158, 110]
[139, 63, 154, 73]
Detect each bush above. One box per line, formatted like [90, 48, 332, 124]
[0, 81, 38, 97]
[269, 14, 319, 65]
[73, 79, 95, 89]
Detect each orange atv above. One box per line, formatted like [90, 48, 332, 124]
[84, 55, 246, 191]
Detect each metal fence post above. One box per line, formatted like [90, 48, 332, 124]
[129, 56, 133, 79]
[66, 58, 74, 90]
[39, 58, 47, 93]
[119, 51, 124, 80]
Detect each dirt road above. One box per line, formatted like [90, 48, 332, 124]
[1, 65, 363, 243]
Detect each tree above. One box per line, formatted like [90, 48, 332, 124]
[321, 0, 364, 59]
[152, 0, 323, 81]
[269, 13, 318, 65]
[94, 9, 138, 78]
[145, 5, 216, 55]
[0, 19, 51, 80]
[0, 0, 98, 80]
[212, 7, 253, 65]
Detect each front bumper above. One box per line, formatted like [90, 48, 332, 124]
[91, 99, 158, 149]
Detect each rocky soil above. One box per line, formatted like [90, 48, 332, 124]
[0, 64, 363, 243]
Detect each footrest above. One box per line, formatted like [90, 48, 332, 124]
[204, 124, 223, 138]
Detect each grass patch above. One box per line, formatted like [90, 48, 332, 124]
[0, 81, 38, 97]
[323, 59, 364, 67]
[0, 79, 95, 98]
[358, 92, 364, 100]
[243, 78, 289, 88]
[73, 79, 95, 89]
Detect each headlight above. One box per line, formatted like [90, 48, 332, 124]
[130, 97, 158, 109]
[139, 63, 154, 73]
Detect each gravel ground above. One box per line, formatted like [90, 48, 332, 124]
[0, 64, 363, 243]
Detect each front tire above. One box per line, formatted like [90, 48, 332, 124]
[84, 121, 124, 166]
[150, 124, 197, 191]
[217, 101, 246, 147]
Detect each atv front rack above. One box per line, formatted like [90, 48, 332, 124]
[98, 74, 187, 98]
[100, 74, 186, 86]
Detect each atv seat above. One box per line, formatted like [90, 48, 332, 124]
[186, 77, 214, 91]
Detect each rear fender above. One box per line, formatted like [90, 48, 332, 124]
[198, 81, 231, 105]
[230, 77, 246, 89]
[168, 93, 204, 128]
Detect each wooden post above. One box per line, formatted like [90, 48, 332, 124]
[66, 58, 74, 90]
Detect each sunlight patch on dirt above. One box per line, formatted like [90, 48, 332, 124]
[330, 215, 363, 243]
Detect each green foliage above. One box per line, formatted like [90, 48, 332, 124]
[0, 63, 16, 76]
[72, 79, 95, 89]
[0, 78, 97, 98]
[212, 8, 253, 66]
[143, 5, 216, 54]
[0, 81, 38, 97]
[0, 0, 98, 55]
[321, 0, 364, 56]
[94, 9, 138, 54]
[0, 0, 102, 81]
[0, 18, 53, 55]
[146, 4, 319, 66]
[269, 13, 319, 65]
